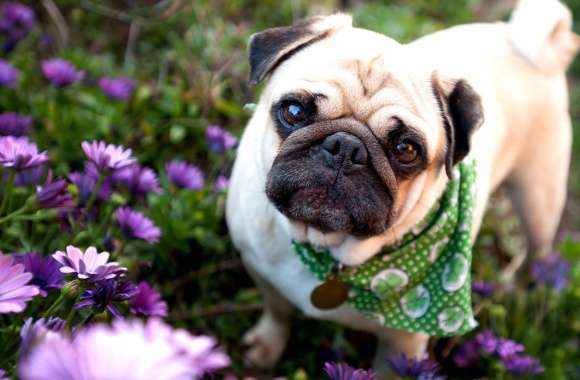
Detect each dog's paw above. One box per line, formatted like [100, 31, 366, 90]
[241, 316, 288, 369]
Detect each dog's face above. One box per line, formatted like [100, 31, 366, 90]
[250, 15, 483, 245]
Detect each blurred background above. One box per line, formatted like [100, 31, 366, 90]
[1, 0, 579, 378]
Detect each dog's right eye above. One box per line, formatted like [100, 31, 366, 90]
[279, 101, 307, 129]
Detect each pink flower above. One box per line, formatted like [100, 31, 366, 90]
[52, 246, 126, 281]
[0, 253, 39, 313]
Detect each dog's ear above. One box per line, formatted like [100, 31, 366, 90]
[248, 14, 352, 85]
[431, 72, 484, 178]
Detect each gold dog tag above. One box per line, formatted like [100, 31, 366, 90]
[311, 275, 349, 310]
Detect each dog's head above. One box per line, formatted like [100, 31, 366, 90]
[249, 15, 483, 257]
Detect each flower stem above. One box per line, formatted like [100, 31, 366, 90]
[0, 203, 30, 225]
[43, 293, 66, 318]
[84, 173, 105, 215]
[0, 171, 15, 216]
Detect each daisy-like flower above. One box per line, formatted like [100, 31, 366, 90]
[19, 318, 229, 380]
[116, 207, 161, 244]
[74, 279, 138, 318]
[14, 253, 64, 297]
[16, 165, 46, 187]
[387, 353, 445, 380]
[52, 245, 126, 281]
[36, 178, 74, 210]
[81, 140, 136, 173]
[0, 253, 39, 313]
[213, 175, 229, 192]
[206, 125, 238, 154]
[531, 253, 570, 291]
[98, 76, 136, 101]
[0, 112, 31, 136]
[40, 58, 84, 88]
[472, 280, 497, 298]
[324, 362, 377, 380]
[165, 160, 205, 190]
[0, 136, 48, 170]
[0, 59, 19, 87]
[129, 281, 168, 317]
[112, 164, 160, 195]
[20, 317, 66, 356]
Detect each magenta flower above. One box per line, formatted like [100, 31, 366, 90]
[0, 253, 39, 313]
[81, 140, 136, 173]
[19, 318, 229, 380]
[0, 59, 18, 87]
[129, 281, 168, 317]
[0, 112, 32, 136]
[472, 280, 497, 298]
[0, 136, 48, 170]
[14, 253, 64, 297]
[531, 253, 570, 291]
[20, 317, 66, 356]
[324, 362, 377, 380]
[74, 279, 138, 319]
[36, 178, 74, 210]
[41, 58, 84, 88]
[386, 353, 444, 379]
[113, 164, 160, 195]
[98, 76, 136, 101]
[206, 125, 237, 154]
[213, 175, 229, 192]
[0, 2, 35, 41]
[165, 160, 205, 190]
[52, 246, 126, 281]
[116, 207, 161, 244]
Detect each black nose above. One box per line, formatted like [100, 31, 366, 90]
[321, 132, 368, 168]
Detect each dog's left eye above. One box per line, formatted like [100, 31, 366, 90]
[279, 101, 307, 128]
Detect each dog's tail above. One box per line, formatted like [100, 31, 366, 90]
[509, 0, 580, 74]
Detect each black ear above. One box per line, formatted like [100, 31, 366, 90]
[432, 73, 484, 178]
[248, 14, 352, 85]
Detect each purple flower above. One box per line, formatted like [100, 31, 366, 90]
[503, 354, 544, 376]
[116, 207, 161, 244]
[472, 280, 497, 298]
[531, 253, 570, 291]
[496, 338, 525, 360]
[68, 169, 112, 205]
[206, 125, 237, 154]
[453, 339, 481, 368]
[475, 329, 498, 355]
[74, 279, 138, 318]
[129, 281, 168, 317]
[165, 160, 205, 190]
[0, 2, 35, 41]
[18, 318, 229, 380]
[213, 175, 229, 192]
[0, 112, 32, 136]
[52, 245, 126, 281]
[387, 354, 445, 380]
[20, 317, 66, 356]
[0, 59, 18, 87]
[0, 253, 39, 313]
[36, 178, 74, 210]
[98, 76, 136, 101]
[324, 362, 377, 380]
[81, 140, 136, 173]
[16, 165, 46, 187]
[0, 368, 7, 380]
[112, 164, 160, 195]
[0, 136, 48, 170]
[41, 58, 84, 88]
[14, 253, 64, 297]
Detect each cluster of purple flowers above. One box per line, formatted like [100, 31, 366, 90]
[387, 353, 446, 380]
[531, 253, 570, 291]
[0, 1, 35, 51]
[324, 362, 376, 380]
[454, 329, 544, 376]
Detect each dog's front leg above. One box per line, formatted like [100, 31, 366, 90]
[242, 265, 294, 369]
[373, 329, 430, 379]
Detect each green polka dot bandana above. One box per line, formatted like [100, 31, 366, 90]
[293, 161, 478, 336]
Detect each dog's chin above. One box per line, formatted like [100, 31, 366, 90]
[289, 220, 347, 248]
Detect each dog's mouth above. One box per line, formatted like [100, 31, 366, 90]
[265, 121, 397, 238]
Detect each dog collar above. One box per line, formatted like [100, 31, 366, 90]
[292, 160, 478, 336]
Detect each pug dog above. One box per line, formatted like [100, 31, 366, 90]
[226, 0, 579, 375]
